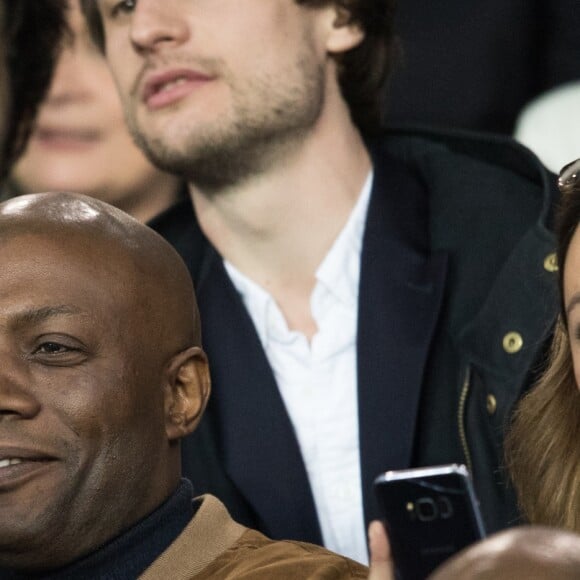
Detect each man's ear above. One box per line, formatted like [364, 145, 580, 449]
[164, 346, 211, 441]
[324, 6, 365, 54]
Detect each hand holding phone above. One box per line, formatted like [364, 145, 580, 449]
[373, 464, 486, 580]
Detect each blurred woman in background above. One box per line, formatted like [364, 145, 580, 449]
[1, 0, 66, 177]
[6, 0, 182, 223]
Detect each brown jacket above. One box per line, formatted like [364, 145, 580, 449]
[140, 495, 368, 579]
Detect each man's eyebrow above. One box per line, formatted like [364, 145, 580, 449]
[11, 305, 84, 327]
[566, 293, 580, 318]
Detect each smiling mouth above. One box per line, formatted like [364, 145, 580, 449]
[0, 457, 56, 490]
[0, 458, 24, 469]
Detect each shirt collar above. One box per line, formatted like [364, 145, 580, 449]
[224, 170, 373, 344]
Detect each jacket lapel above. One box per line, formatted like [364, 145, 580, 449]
[358, 149, 448, 525]
[195, 248, 322, 544]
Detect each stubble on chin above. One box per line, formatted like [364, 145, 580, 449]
[125, 53, 326, 194]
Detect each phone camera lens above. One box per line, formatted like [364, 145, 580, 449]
[416, 498, 437, 522]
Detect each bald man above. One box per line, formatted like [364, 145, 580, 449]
[0, 192, 367, 578]
[367, 523, 580, 580]
[431, 526, 580, 580]
[0, 11, 364, 570]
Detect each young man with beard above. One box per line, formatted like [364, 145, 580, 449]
[82, 0, 559, 563]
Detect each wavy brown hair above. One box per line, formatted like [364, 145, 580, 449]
[505, 168, 580, 532]
[2, 0, 67, 176]
[80, 0, 397, 136]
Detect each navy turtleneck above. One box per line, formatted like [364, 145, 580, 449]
[0, 479, 198, 580]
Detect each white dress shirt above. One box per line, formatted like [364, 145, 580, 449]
[224, 173, 373, 564]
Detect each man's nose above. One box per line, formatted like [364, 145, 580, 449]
[0, 356, 41, 421]
[130, 0, 190, 54]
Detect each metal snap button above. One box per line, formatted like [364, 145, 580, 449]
[503, 332, 523, 354]
[486, 394, 497, 415]
[543, 253, 558, 273]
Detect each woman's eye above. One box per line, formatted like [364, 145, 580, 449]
[110, 0, 137, 18]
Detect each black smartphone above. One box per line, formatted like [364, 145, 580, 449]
[373, 464, 486, 580]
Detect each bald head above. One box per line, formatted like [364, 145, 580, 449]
[0, 192, 201, 348]
[430, 527, 580, 580]
[0, 192, 210, 572]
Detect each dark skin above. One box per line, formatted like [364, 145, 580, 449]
[0, 192, 210, 572]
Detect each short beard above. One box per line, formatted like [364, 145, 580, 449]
[126, 53, 326, 194]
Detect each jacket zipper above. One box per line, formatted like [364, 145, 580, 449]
[458, 366, 473, 473]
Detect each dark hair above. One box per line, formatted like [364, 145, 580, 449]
[80, 0, 397, 135]
[2, 0, 68, 176]
[295, 0, 397, 134]
[79, 0, 105, 55]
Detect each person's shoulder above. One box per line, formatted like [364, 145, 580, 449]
[141, 494, 367, 580]
[376, 125, 553, 193]
[366, 126, 559, 336]
[371, 125, 557, 230]
[201, 528, 368, 580]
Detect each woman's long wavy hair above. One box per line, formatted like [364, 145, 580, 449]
[505, 174, 580, 532]
[2, 0, 67, 176]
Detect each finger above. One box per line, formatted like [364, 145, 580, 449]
[368, 520, 395, 580]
